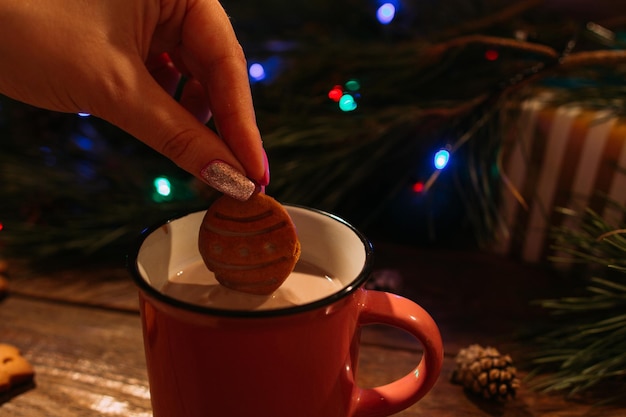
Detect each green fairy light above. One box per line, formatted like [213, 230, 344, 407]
[152, 176, 173, 202]
[345, 79, 361, 91]
[339, 94, 357, 112]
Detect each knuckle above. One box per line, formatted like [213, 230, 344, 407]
[158, 128, 198, 164]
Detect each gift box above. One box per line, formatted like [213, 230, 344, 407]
[496, 93, 626, 264]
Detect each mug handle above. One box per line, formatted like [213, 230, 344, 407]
[352, 290, 444, 417]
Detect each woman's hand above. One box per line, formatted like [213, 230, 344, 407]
[0, 0, 268, 195]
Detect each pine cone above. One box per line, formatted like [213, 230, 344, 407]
[451, 344, 521, 401]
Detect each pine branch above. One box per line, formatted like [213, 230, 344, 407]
[426, 34, 559, 62]
[561, 50, 626, 68]
[435, 0, 545, 39]
[528, 206, 626, 400]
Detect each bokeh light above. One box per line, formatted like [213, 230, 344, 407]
[345, 79, 361, 91]
[376, 3, 396, 24]
[328, 85, 343, 102]
[412, 181, 425, 193]
[339, 94, 358, 112]
[153, 177, 172, 197]
[249, 63, 266, 81]
[484, 49, 499, 61]
[434, 149, 450, 170]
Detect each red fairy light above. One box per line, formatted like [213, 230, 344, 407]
[412, 182, 424, 193]
[484, 49, 499, 61]
[328, 85, 343, 102]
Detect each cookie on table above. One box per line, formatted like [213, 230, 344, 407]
[0, 344, 35, 393]
[198, 193, 301, 295]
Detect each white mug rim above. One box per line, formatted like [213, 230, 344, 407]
[128, 205, 374, 318]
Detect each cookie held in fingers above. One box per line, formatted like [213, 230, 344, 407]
[198, 193, 301, 295]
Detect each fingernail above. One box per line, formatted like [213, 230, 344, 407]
[260, 149, 270, 186]
[200, 160, 257, 201]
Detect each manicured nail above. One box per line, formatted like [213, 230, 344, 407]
[200, 160, 257, 201]
[260, 149, 270, 187]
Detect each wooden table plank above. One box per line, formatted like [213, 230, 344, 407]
[0, 296, 150, 417]
[5, 262, 138, 312]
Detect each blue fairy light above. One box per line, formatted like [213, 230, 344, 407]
[376, 3, 396, 24]
[248, 63, 266, 82]
[433, 149, 450, 170]
[72, 135, 95, 152]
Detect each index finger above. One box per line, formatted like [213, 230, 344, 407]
[177, 0, 265, 183]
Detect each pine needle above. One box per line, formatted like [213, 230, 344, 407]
[529, 203, 626, 400]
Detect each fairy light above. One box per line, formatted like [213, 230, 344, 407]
[412, 182, 425, 193]
[339, 94, 357, 112]
[153, 177, 172, 197]
[434, 149, 450, 170]
[345, 79, 361, 91]
[376, 3, 396, 24]
[72, 135, 95, 151]
[328, 85, 343, 102]
[484, 49, 499, 61]
[248, 63, 266, 81]
[329, 80, 361, 111]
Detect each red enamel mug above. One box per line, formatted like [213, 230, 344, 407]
[130, 205, 443, 417]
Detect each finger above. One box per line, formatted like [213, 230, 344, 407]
[147, 54, 212, 124]
[179, 78, 212, 124]
[177, 0, 265, 183]
[145, 53, 181, 97]
[102, 57, 247, 189]
[168, 49, 192, 78]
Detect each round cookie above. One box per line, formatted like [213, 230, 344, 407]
[198, 193, 301, 295]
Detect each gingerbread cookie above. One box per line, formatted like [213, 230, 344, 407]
[0, 344, 35, 393]
[198, 193, 300, 295]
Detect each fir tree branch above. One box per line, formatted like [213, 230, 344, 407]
[560, 50, 626, 68]
[435, 0, 545, 39]
[528, 205, 626, 400]
[426, 34, 559, 62]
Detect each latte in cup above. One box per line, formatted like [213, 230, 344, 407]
[161, 260, 343, 311]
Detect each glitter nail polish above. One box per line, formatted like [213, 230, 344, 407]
[200, 161, 257, 201]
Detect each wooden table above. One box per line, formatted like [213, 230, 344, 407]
[1, 242, 624, 416]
